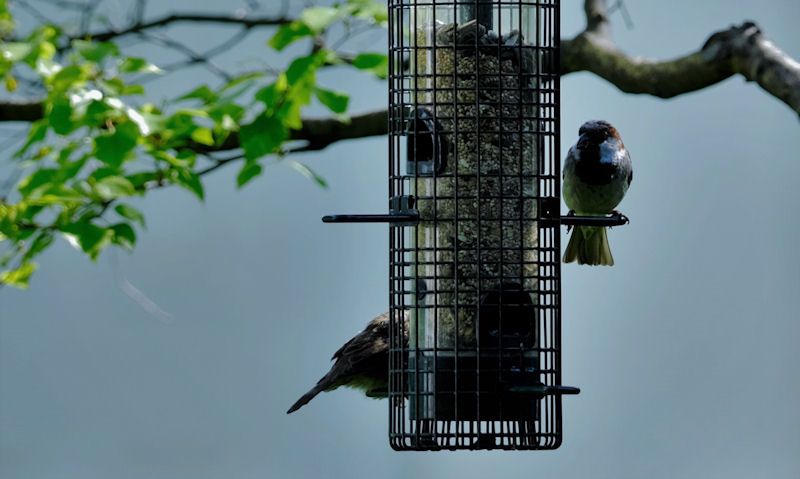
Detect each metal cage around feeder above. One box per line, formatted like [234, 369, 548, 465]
[390, 0, 570, 451]
[323, 0, 627, 451]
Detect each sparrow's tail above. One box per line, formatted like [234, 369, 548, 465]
[287, 372, 337, 414]
[287, 383, 326, 414]
[564, 226, 614, 266]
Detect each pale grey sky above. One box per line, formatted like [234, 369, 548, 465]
[1, 1, 799, 478]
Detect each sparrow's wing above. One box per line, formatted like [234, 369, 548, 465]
[329, 314, 392, 388]
[563, 145, 578, 180]
[624, 149, 633, 187]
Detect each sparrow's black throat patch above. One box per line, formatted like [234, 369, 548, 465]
[574, 143, 618, 186]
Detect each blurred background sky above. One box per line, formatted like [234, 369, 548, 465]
[1, 0, 799, 478]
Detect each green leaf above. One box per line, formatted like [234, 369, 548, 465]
[93, 175, 136, 200]
[94, 121, 139, 167]
[18, 168, 57, 195]
[61, 222, 112, 260]
[314, 86, 349, 114]
[348, 0, 388, 25]
[16, 120, 48, 157]
[89, 166, 119, 181]
[221, 72, 265, 92]
[269, 22, 314, 51]
[151, 150, 188, 168]
[286, 53, 323, 85]
[48, 100, 74, 135]
[84, 99, 114, 126]
[178, 85, 218, 104]
[239, 115, 287, 161]
[50, 65, 85, 92]
[23, 232, 54, 260]
[288, 160, 328, 188]
[121, 84, 145, 95]
[351, 52, 388, 78]
[0, 42, 32, 62]
[209, 103, 244, 129]
[97, 77, 142, 96]
[174, 169, 204, 200]
[72, 40, 119, 62]
[58, 154, 89, 181]
[255, 76, 288, 110]
[115, 203, 145, 228]
[300, 6, 340, 32]
[236, 161, 263, 188]
[190, 127, 214, 146]
[126, 172, 161, 189]
[4, 72, 17, 91]
[0, 261, 37, 289]
[110, 223, 136, 250]
[119, 57, 162, 74]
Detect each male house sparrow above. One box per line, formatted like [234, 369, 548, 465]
[563, 120, 632, 266]
[287, 311, 407, 414]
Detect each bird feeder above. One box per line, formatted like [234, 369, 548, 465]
[324, 0, 626, 451]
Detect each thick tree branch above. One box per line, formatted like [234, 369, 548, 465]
[562, 22, 800, 113]
[0, 101, 43, 122]
[290, 110, 388, 150]
[565, 0, 800, 113]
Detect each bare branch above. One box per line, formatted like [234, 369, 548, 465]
[0, 101, 44, 122]
[195, 154, 244, 176]
[563, 18, 800, 114]
[76, 12, 291, 42]
[583, 0, 611, 35]
[15, 0, 58, 25]
[291, 110, 387, 150]
[136, 30, 233, 82]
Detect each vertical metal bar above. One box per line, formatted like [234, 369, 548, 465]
[431, 0, 439, 448]
[495, 0, 504, 441]
[515, 0, 525, 448]
[388, 0, 396, 448]
[450, 1, 461, 447]
[552, 0, 564, 448]
[472, 0, 481, 443]
[452, 0, 462, 447]
[410, 0, 421, 448]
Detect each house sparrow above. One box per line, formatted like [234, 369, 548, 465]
[287, 311, 408, 414]
[563, 120, 632, 266]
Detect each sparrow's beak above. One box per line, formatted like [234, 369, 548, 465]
[577, 135, 591, 149]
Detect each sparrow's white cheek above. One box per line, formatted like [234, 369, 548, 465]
[598, 138, 620, 164]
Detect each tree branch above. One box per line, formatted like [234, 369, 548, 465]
[583, 0, 611, 35]
[0, 101, 44, 122]
[75, 12, 291, 42]
[290, 110, 388, 150]
[563, 18, 800, 114]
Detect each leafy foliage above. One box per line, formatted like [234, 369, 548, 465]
[0, 0, 389, 288]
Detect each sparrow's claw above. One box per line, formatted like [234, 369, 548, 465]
[610, 210, 630, 227]
[566, 210, 575, 233]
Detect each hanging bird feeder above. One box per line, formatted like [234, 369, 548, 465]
[324, 0, 626, 451]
